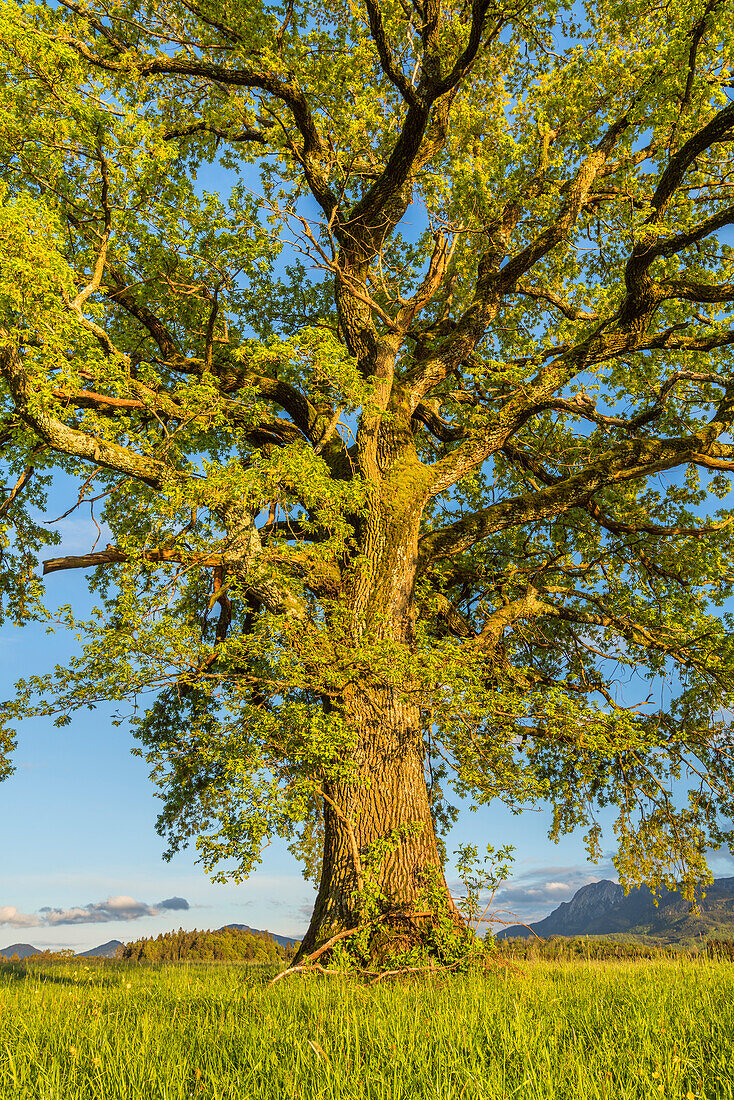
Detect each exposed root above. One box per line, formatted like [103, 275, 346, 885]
[269, 921, 525, 986]
[269, 926, 361, 985]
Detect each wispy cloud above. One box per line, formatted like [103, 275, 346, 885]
[1, 895, 189, 928]
[499, 881, 574, 905]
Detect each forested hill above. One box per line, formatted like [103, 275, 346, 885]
[498, 879, 734, 944]
[220, 924, 300, 949]
[119, 926, 295, 962]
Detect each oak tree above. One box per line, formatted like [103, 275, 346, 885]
[2, 0, 734, 956]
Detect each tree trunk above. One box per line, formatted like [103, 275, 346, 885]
[295, 683, 462, 961]
[293, 425, 461, 963]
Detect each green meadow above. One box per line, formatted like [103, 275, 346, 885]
[1, 957, 733, 1099]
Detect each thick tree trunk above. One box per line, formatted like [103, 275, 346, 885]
[295, 683, 462, 961]
[293, 418, 461, 963]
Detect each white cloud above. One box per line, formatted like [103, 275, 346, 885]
[493, 863, 618, 920]
[0, 905, 41, 928]
[498, 881, 575, 905]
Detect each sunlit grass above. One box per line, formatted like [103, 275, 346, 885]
[1, 956, 732, 1098]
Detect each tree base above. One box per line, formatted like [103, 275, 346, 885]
[291, 906, 479, 973]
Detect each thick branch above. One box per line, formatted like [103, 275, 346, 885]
[661, 277, 734, 305]
[42, 546, 217, 574]
[0, 465, 35, 520]
[363, 0, 419, 106]
[406, 107, 633, 407]
[651, 98, 734, 217]
[411, 402, 465, 443]
[432, 0, 500, 96]
[1, 346, 169, 488]
[50, 383, 307, 447]
[622, 204, 734, 318]
[515, 283, 600, 321]
[58, 35, 340, 221]
[164, 122, 268, 144]
[540, 596, 708, 666]
[105, 270, 179, 361]
[474, 588, 550, 651]
[497, 109, 634, 291]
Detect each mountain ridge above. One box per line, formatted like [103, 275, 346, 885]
[497, 877, 734, 943]
[77, 940, 123, 958]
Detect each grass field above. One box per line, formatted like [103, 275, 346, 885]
[1, 956, 733, 1099]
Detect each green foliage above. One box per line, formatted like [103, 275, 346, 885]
[0, 948, 76, 963]
[454, 843, 515, 931]
[323, 832, 504, 973]
[1, 0, 734, 917]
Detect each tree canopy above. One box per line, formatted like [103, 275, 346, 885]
[2, 0, 734, 953]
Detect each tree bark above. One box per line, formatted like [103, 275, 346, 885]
[296, 683, 460, 960]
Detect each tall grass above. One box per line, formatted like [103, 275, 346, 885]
[1, 956, 732, 1098]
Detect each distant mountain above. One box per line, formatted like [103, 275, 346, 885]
[77, 940, 123, 958]
[0, 940, 123, 959]
[497, 877, 734, 943]
[0, 943, 41, 959]
[220, 924, 301, 948]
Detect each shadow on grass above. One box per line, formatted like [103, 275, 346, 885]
[0, 959, 131, 988]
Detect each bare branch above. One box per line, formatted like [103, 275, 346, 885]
[163, 121, 268, 144]
[0, 465, 35, 520]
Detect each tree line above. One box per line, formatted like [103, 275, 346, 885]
[118, 926, 294, 963]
